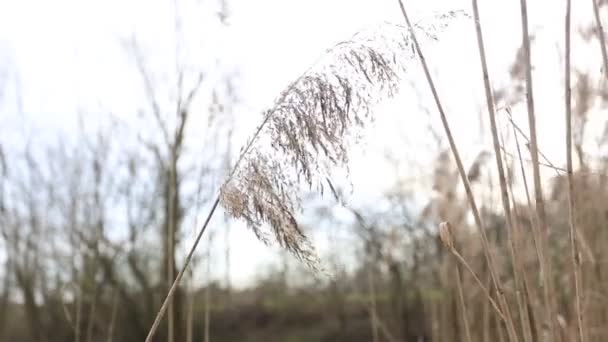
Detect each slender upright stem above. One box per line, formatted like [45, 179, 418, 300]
[395, 1, 517, 340]
[565, 0, 586, 340]
[145, 198, 220, 342]
[469, 1, 532, 340]
[517, 0, 559, 339]
[455, 265, 473, 342]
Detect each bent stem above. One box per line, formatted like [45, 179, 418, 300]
[144, 198, 220, 342]
[144, 114, 274, 342]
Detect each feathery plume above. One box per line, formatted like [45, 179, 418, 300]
[220, 10, 469, 267]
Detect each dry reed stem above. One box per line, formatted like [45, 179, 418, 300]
[500, 126, 536, 342]
[565, 0, 586, 340]
[512, 102, 549, 342]
[396, 1, 518, 340]
[469, 0, 533, 339]
[517, 0, 559, 339]
[144, 198, 220, 342]
[455, 253, 473, 342]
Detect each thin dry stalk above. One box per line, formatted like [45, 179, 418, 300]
[591, 0, 608, 80]
[517, 0, 559, 338]
[565, 0, 586, 340]
[469, 0, 532, 339]
[499, 126, 537, 342]
[144, 198, 220, 342]
[496, 311, 506, 342]
[455, 265, 473, 342]
[483, 275, 491, 342]
[396, 1, 518, 340]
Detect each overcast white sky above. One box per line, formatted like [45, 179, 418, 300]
[0, 0, 605, 287]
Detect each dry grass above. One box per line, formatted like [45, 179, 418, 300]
[412, 0, 606, 341]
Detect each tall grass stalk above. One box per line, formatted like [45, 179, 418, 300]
[469, 0, 532, 340]
[455, 264, 473, 342]
[517, 0, 559, 339]
[500, 125, 538, 341]
[396, 0, 518, 340]
[565, 0, 586, 340]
